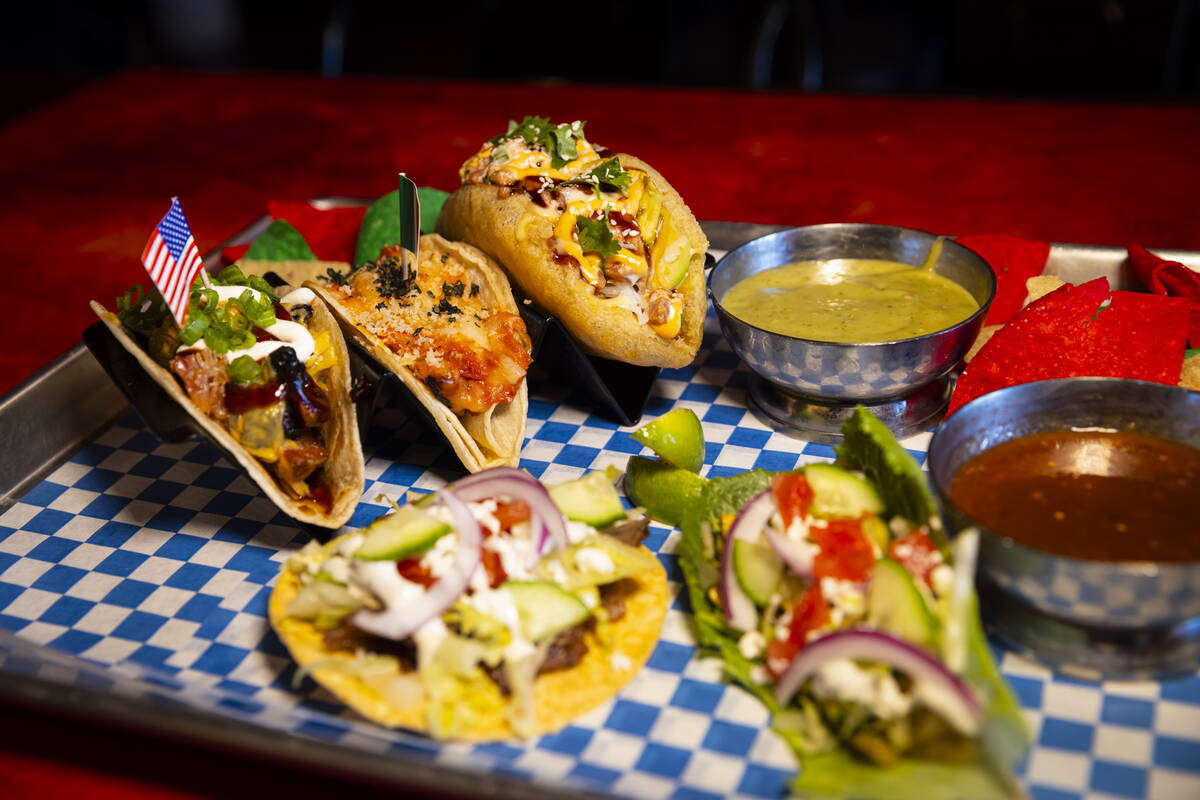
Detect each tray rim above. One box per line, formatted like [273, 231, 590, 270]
[5, 212, 1199, 796]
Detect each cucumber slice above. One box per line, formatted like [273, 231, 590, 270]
[733, 539, 783, 607]
[354, 506, 451, 561]
[504, 581, 591, 643]
[805, 463, 885, 519]
[866, 558, 938, 649]
[549, 472, 626, 528]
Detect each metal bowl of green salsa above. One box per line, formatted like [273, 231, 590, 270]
[709, 223, 995, 403]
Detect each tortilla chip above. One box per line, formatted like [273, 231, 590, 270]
[90, 294, 364, 528]
[1024, 275, 1065, 304]
[269, 554, 668, 739]
[1181, 352, 1200, 391]
[950, 277, 1192, 415]
[955, 234, 1050, 328]
[309, 234, 528, 472]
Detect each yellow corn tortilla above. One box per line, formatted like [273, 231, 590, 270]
[437, 154, 709, 368]
[90, 293, 364, 528]
[269, 551, 669, 739]
[305, 234, 528, 472]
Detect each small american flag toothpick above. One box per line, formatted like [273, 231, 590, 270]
[141, 197, 206, 325]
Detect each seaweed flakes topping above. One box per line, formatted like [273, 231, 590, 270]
[442, 281, 465, 298]
[324, 266, 348, 286]
[470, 284, 481, 298]
[373, 254, 418, 299]
[434, 297, 461, 315]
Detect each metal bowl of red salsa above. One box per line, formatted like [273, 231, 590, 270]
[927, 377, 1200, 679]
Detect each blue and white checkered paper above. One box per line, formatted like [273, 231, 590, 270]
[2, 310, 1199, 800]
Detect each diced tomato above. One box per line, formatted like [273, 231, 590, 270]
[811, 518, 875, 583]
[396, 558, 436, 587]
[766, 638, 801, 675]
[766, 585, 830, 677]
[491, 500, 531, 536]
[888, 530, 942, 588]
[788, 584, 831, 644]
[480, 547, 508, 588]
[771, 472, 814, 528]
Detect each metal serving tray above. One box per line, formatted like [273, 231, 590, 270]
[2, 220, 1199, 800]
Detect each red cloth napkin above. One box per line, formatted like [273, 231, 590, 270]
[1127, 243, 1200, 349]
[220, 202, 366, 265]
[955, 234, 1051, 327]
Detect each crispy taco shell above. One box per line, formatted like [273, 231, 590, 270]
[237, 259, 351, 289]
[437, 154, 708, 368]
[306, 234, 527, 472]
[90, 294, 363, 528]
[269, 553, 668, 738]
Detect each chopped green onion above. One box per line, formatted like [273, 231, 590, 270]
[227, 355, 264, 385]
[178, 313, 210, 346]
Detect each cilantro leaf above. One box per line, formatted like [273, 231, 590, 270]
[115, 284, 169, 333]
[575, 215, 621, 260]
[570, 158, 632, 192]
[493, 115, 587, 170]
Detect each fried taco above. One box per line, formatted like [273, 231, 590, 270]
[92, 267, 363, 528]
[270, 467, 668, 739]
[437, 116, 709, 368]
[676, 407, 1027, 799]
[307, 234, 532, 472]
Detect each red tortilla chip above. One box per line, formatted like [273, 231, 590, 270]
[956, 234, 1050, 327]
[948, 277, 1190, 415]
[1081, 290, 1192, 382]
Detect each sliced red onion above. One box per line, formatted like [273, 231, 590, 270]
[774, 628, 984, 734]
[351, 488, 481, 640]
[450, 466, 568, 567]
[735, 488, 816, 580]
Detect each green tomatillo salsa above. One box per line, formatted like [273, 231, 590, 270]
[720, 258, 978, 343]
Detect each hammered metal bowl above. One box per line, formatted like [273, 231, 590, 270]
[709, 223, 995, 402]
[928, 377, 1200, 679]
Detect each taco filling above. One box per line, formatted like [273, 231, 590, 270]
[460, 116, 694, 340]
[108, 266, 346, 509]
[272, 467, 667, 739]
[320, 243, 531, 416]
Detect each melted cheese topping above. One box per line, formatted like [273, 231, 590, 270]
[461, 131, 691, 339]
[324, 245, 532, 415]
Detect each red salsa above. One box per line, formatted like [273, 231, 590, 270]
[948, 429, 1200, 562]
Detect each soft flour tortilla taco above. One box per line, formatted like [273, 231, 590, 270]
[91, 267, 363, 528]
[305, 234, 532, 472]
[437, 116, 708, 368]
[269, 468, 668, 739]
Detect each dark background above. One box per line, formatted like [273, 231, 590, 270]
[3, 0, 1198, 123]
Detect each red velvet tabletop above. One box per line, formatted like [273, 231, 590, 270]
[3, 68, 1200, 797]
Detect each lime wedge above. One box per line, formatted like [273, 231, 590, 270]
[624, 455, 707, 528]
[631, 408, 705, 473]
